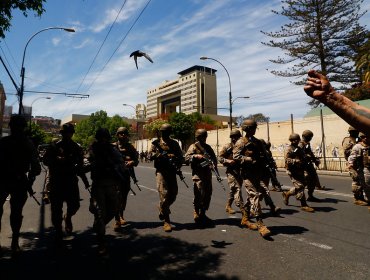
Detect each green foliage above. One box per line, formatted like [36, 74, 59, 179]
[73, 110, 129, 149]
[29, 122, 49, 147]
[343, 84, 370, 101]
[168, 112, 195, 144]
[0, 0, 46, 38]
[144, 118, 167, 138]
[261, 0, 367, 107]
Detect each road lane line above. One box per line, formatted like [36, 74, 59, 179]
[280, 233, 333, 250]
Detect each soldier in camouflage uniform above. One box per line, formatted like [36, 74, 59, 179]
[0, 115, 41, 257]
[218, 129, 244, 215]
[233, 120, 271, 238]
[185, 129, 218, 226]
[282, 133, 315, 212]
[263, 141, 283, 192]
[299, 130, 323, 202]
[347, 132, 370, 206]
[342, 127, 366, 205]
[149, 124, 183, 232]
[43, 123, 89, 245]
[112, 127, 139, 231]
[87, 128, 122, 255]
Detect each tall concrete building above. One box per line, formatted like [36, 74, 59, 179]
[146, 65, 218, 118]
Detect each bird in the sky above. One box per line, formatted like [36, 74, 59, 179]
[129, 50, 153, 69]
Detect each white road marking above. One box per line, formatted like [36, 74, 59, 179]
[280, 233, 333, 250]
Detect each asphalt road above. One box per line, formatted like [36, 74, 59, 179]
[1, 163, 369, 280]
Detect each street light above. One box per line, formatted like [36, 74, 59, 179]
[232, 96, 249, 105]
[29, 96, 51, 129]
[122, 103, 139, 139]
[200, 56, 233, 130]
[19, 27, 75, 114]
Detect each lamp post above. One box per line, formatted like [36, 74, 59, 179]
[200, 56, 233, 130]
[122, 103, 139, 140]
[19, 27, 75, 114]
[29, 96, 51, 130]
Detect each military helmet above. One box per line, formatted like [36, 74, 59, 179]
[95, 128, 111, 141]
[9, 114, 27, 129]
[195, 128, 208, 138]
[116, 126, 129, 135]
[241, 119, 257, 131]
[60, 123, 75, 134]
[289, 133, 301, 142]
[159, 123, 172, 132]
[348, 126, 358, 132]
[302, 130, 313, 138]
[230, 129, 241, 138]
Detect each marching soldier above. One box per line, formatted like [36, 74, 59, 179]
[87, 128, 122, 255]
[342, 126, 365, 204]
[149, 123, 183, 232]
[185, 128, 218, 226]
[263, 141, 283, 192]
[347, 132, 370, 206]
[218, 129, 244, 215]
[0, 115, 41, 257]
[112, 127, 139, 230]
[233, 120, 271, 238]
[282, 133, 315, 212]
[299, 130, 323, 202]
[43, 123, 89, 245]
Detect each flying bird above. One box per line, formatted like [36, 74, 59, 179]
[129, 50, 153, 69]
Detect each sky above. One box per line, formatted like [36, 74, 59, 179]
[0, 0, 369, 122]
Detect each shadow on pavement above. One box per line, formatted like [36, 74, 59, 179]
[0, 227, 240, 280]
[268, 225, 309, 236]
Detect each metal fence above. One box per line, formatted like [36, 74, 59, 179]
[274, 156, 348, 173]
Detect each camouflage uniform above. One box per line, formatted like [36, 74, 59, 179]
[299, 130, 322, 201]
[263, 141, 283, 191]
[347, 132, 370, 205]
[0, 115, 41, 255]
[218, 129, 243, 214]
[112, 127, 139, 230]
[342, 127, 364, 203]
[185, 129, 217, 225]
[233, 120, 271, 237]
[149, 124, 183, 232]
[87, 128, 122, 254]
[283, 133, 314, 212]
[43, 123, 89, 242]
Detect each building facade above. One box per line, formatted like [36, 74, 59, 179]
[146, 65, 218, 118]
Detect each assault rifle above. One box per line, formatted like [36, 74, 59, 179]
[114, 164, 136, 196]
[128, 167, 142, 191]
[27, 174, 41, 206]
[195, 142, 225, 191]
[152, 140, 189, 188]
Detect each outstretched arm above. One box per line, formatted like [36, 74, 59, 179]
[304, 69, 370, 135]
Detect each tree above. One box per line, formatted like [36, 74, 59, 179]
[29, 122, 50, 147]
[261, 0, 367, 107]
[0, 0, 46, 39]
[245, 113, 270, 123]
[168, 112, 195, 149]
[73, 110, 129, 149]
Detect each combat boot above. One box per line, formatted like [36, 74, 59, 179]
[200, 210, 214, 226]
[163, 216, 172, 232]
[282, 191, 290, 206]
[194, 210, 201, 223]
[119, 216, 127, 226]
[300, 200, 315, 212]
[354, 199, 368, 206]
[42, 192, 50, 204]
[64, 214, 73, 235]
[113, 220, 121, 231]
[225, 203, 236, 215]
[257, 220, 271, 238]
[240, 210, 258, 230]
